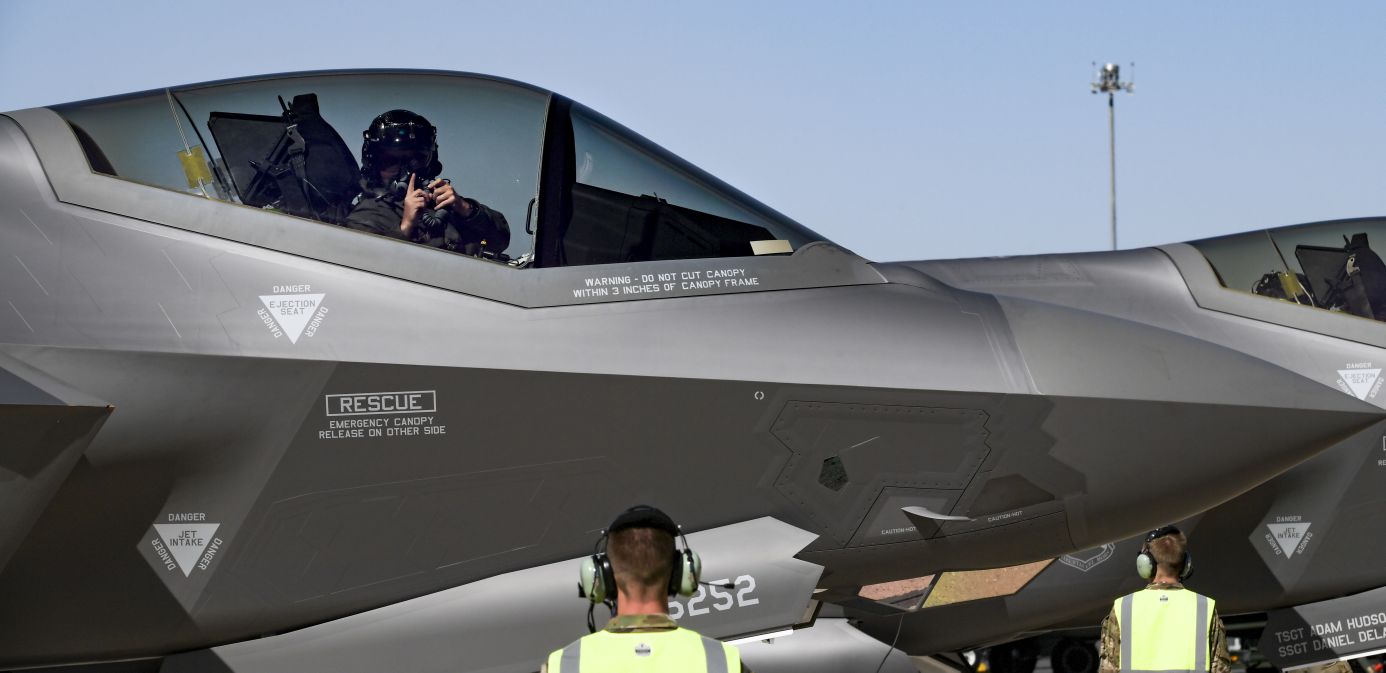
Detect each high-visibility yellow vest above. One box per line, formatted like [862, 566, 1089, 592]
[1113, 587, 1215, 673]
[547, 627, 741, 673]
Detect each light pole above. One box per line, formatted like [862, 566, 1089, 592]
[1092, 63, 1133, 250]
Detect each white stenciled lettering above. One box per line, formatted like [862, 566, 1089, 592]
[272, 284, 311, 293]
[584, 276, 631, 287]
[330, 418, 386, 429]
[257, 308, 283, 338]
[168, 529, 205, 547]
[303, 306, 329, 338]
[196, 537, 223, 571]
[326, 391, 436, 416]
[320, 391, 446, 441]
[1315, 620, 1344, 636]
[1347, 612, 1386, 630]
[150, 538, 177, 571]
[339, 393, 423, 413]
[320, 428, 364, 439]
[668, 574, 759, 621]
[1313, 633, 1356, 649]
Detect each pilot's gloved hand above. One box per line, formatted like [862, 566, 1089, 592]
[430, 179, 474, 219]
[400, 173, 430, 236]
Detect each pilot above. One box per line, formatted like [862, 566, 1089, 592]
[1099, 526, 1229, 673]
[345, 109, 510, 257]
[542, 505, 747, 672]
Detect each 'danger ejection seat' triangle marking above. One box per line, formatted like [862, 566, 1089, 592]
[259, 294, 325, 344]
[1338, 368, 1380, 400]
[1266, 522, 1311, 559]
[154, 523, 220, 577]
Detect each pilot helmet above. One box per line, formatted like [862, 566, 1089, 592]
[361, 109, 441, 184]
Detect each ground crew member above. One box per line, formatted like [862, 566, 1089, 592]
[543, 505, 747, 672]
[1099, 525, 1230, 673]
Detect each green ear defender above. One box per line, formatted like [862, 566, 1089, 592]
[1136, 525, 1193, 581]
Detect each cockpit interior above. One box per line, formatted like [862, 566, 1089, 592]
[52, 72, 818, 270]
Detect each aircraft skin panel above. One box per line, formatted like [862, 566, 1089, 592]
[0, 352, 1376, 665]
[912, 250, 1386, 410]
[0, 350, 113, 578]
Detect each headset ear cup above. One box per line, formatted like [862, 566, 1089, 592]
[600, 555, 616, 602]
[1180, 552, 1193, 580]
[580, 555, 602, 603]
[1136, 551, 1155, 580]
[680, 549, 702, 597]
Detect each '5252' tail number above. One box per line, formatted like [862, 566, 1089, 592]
[668, 575, 759, 620]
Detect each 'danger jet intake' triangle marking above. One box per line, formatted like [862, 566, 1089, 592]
[259, 293, 325, 344]
[1337, 368, 1380, 400]
[154, 523, 220, 577]
[1266, 522, 1311, 559]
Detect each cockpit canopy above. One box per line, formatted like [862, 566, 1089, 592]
[52, 70, 824, 268]
[1191, 217, 1386, 324]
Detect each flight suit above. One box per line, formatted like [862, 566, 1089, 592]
[1099, 583, 1229, 673]
[344, 193, 510, 257]
[543, 614, 746, 673]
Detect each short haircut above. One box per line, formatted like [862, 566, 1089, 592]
[1149, 529, 1188, 574]
[608, 526, 675, 594]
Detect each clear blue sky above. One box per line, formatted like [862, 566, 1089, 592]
[2, 1, 1383, 262]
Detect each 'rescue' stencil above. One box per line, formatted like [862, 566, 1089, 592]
[1266, 522, 1312, 559]
[1059, 543, 1116, 572]
[257, 284, 328, 344]
[318, 390, 448, 440]
[1335, 363, 1382, 401]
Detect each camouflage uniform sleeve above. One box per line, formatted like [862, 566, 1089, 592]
[1210, 610, 1231, 673]
[1099, 607, 1121, 673]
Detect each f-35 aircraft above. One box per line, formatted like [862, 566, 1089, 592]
[1, 70, 1383, 672]
[834, 234, 1386, 671]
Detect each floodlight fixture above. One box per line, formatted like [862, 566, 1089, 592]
[1092, 62, 1134, 250]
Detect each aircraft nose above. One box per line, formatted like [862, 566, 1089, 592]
[1004, 298, 1385, 550]
[796, 295, 1384, 586]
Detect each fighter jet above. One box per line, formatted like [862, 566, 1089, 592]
[836, 230, 1386, 672]
[0, 70, 1380, 672]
